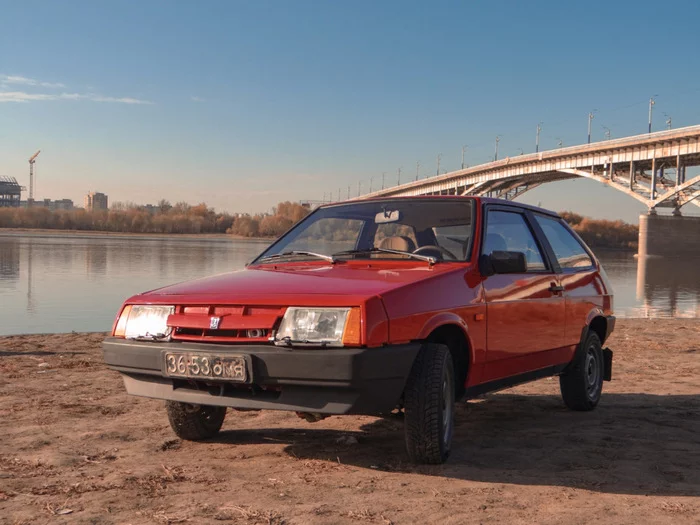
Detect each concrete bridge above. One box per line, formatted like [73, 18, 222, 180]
[359, 125, 700, 257]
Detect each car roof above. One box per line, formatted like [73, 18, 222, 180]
[320, 195, 560, 218]
[478, 197, 560, 217]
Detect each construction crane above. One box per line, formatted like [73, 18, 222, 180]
[28, 150, 40, 201]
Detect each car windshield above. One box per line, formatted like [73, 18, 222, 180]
[252, 199, 475, 264]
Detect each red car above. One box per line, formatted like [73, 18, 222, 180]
[103, 197, 614, 464]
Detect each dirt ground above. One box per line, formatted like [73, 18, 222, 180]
[1, 320, 699, 525]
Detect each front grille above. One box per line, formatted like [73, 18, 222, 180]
[168, 305, 284, 343]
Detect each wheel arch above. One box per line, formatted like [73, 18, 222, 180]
[565, 311, 610, 375]
[421, 320, 472, 399]
[585, 308, 610, 344]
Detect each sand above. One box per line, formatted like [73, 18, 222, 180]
[1, 319, 699, 524]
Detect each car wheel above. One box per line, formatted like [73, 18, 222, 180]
[559, 331, 604, 411]
[165, 401, 227, 440]
[403, 343, 455, 464]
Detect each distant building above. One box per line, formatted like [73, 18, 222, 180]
[19, 198, 75, 210]
[84, 192, 108, 211]
[53, 199, 74, 211]
[0, 176, 23, 208]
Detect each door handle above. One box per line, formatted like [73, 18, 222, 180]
[548, 283, 565, 294]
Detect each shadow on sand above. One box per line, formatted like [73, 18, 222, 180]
[213, 393, 700, 497]
[0, 349, 87, 357]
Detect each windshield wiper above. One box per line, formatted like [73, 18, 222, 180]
[257, 250, 336, 264]
[333, 247, 437, 265]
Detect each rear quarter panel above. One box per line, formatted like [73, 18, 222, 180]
[560, 263, 614, 348]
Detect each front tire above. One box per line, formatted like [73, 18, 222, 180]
[559, 331, 604, 411]
[403, 343, 455, 464]
[165, 401, 227, 440]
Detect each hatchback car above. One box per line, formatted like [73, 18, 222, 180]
[103, 197, 614, 464]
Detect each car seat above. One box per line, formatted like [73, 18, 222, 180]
[378, 236, 416, 254]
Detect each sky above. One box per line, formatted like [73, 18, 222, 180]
[2, 0, 700, 223]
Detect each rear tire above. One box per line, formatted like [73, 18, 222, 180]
[559, 331, 604, 411]
[165, 401, 226, 440]
[403, 343, 455, 464]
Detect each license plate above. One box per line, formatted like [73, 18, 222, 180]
[163, 352, 248, 382]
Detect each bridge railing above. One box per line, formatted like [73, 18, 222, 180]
[363, 124, 700, 198]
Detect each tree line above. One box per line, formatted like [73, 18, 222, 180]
[0, 200, 311, 237]
[0, 200, 638, 249]
[560, 211, 638, 251]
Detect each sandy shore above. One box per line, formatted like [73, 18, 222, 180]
[1, 320, 699, 524]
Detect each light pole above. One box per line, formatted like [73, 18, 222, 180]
[602, 126, 611, 140]
[416, 161, 420, 181]
[357, 181, 361, 197]
[347, 185, 351, 200]
[369, 176, 373, 193]
[587, 111, 596, 144]
[535, 122, 542, 153]
[436, 154, 442, 176]
[338, 188, 341, 201]
[494, 136, 501, 161]
[461, 145, 468, 169]
[665, 113, 672, 130]
[381, 172, 386, 189]
[648, 96, 657, 133]
[397, 167, 402, 186]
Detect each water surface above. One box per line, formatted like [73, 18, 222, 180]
[0, 233, 697, 336]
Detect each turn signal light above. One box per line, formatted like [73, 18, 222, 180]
[113, 305, 132, 337]
[342, 307, 362, 346]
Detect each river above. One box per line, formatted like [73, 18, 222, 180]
[0, 232, 698, 336]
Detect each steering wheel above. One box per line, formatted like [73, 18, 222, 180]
[413, 245, 458, 261]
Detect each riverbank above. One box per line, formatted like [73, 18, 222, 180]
[0, 227, 273, 242]
[1, 205, 639, 251]
[0, 200, 311, 238]
[1, 319, 699, 524]
[0, 226, 636, 252]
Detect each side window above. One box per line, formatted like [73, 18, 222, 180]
[534, 215, 594, 270]
[483, 210, 546, 271]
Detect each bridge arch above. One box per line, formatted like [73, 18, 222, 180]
[360, 125, 700, 213]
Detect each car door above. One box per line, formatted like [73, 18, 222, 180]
[480, 206, 566, 382]
[532, 213, 603, 352]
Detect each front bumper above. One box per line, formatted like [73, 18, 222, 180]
[102, 338, 420, 415]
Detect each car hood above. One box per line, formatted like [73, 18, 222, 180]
[136, 262, 463, 302]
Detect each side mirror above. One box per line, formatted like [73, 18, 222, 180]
[479, 250, 527, 276]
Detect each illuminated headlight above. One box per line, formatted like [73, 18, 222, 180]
[118, 305, 175, 340]
[275, 307, 353, 346]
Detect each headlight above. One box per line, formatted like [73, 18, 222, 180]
[275, 307, 361, 347]
[114, 305, 175, 340]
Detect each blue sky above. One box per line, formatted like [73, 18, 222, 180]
[2, 0, 700, 222]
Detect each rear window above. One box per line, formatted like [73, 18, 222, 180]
[535, 215, 594, 269]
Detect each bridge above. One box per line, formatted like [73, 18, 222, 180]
[357, 125, 700, 257]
